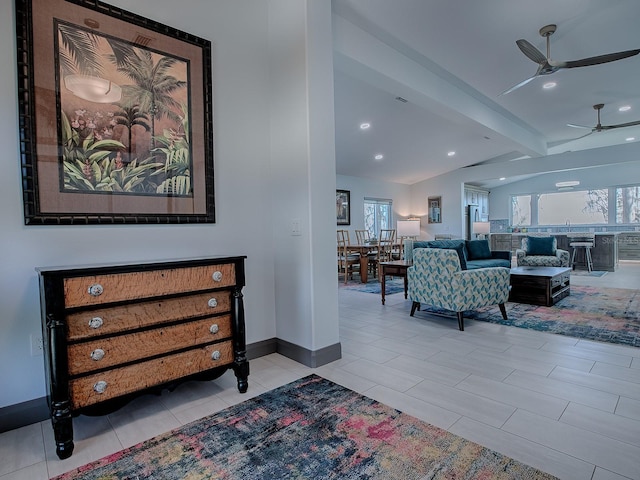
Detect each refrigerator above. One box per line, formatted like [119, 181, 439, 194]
[465, 204, 479, 240]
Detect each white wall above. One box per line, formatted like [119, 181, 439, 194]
[336, 174, 412, 235]
[268, 1, 339, 353]
[0, 1, 338, 409]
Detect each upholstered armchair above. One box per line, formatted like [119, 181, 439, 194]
[407, 248, 510, 331]
[516, 236, 570, 268]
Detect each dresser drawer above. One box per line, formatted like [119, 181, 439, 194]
[66, 292, 232, 341]
[67, 315, 232, 375]
[69, 342, 234, 409]
[63, 263, 236, 308]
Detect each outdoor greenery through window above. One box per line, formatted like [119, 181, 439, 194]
[510, 185, 640, 226]
[617, 186, 640, 224]
[364, 198, 393, 239]
[511, 195, 531, 226]
[538, 189, 608, 225]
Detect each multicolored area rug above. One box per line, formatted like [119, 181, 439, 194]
[54, 375, 557, 480]
[420, 285, 640, 347]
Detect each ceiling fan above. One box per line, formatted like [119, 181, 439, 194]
[500, 24, 640, 96]
[567, 103, 640, 137]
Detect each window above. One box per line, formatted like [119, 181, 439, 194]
[538, 189, 608, 225]
[616, 186, 640, 224]
[364, 198, 393, 239]
[511, 195, 531, 226]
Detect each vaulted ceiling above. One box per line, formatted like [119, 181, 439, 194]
[332, 0, 640, 187]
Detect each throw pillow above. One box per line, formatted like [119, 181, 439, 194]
[466, 239, 491, 260]
[526, 236, 556, 256]
[424, 240, 467, 270]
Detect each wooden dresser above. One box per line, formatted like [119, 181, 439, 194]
[36, 256, 248, 459]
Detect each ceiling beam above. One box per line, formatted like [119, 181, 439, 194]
[332, 14, 548, 159]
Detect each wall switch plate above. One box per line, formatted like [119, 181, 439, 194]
[291, 219, 302, 236]
[30, 334, 43, 356]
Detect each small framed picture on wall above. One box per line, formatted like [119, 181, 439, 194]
[336, 190, 350, 225]
[428, 196, 442, 223]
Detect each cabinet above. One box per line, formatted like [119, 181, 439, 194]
[490, 234, 512, 253]
[618, 232, 640, 260]
[37, 256, 248, 459]
[464, 187, 489, 221]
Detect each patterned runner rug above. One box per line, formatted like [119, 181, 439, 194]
[54, 375, 557, 479]
[420, 285, 640, 347]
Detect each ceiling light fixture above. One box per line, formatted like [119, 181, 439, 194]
[499, 177, 506, 181]
[619, 105, 631, 112]
[395, 96, 408, 103]
[447, 151, 455, 157]
[360, 123, 370, 130]
[374, 154, 384, 160]
[543, 82, 556, 89]
[626, 137, 635, 141]
[555, 180, 580, 188]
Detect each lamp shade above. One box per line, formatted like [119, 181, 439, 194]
[397, 219, 420, 238]
[473, 221, 490, 235]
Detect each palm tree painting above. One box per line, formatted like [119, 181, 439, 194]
[56, 20, 192, 196]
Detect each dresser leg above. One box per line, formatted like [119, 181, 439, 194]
[234, 361, 250, 393]
[51, 401, 74, 459]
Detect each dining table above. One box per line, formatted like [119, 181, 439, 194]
[347, 242, 401, 283]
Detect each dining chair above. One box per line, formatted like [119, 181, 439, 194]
[376, 229, 397, 279]
[355, 229, 378, 276]
[337, 230, 360, 284]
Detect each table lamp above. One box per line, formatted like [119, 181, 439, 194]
[473, 221, 490, 239]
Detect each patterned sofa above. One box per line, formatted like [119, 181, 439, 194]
[408, 248, 510, 331]
[515, 236, 570, 268]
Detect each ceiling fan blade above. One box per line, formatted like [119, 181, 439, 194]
[564, 49, 640, 68]
[572, 131, 594, 141]
[516, 39, 547, 64]
[600, 120, 640, 130]
[499, 74, 537, 96]
[567, 123, 592, 129]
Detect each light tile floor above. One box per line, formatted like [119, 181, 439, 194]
[1, 262, 639, 479]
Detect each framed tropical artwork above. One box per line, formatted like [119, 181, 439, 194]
[336, 189, 350, 225]
[15, 0, 215, 224]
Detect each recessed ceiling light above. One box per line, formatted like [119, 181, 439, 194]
[499, 177, 506, 181]
[360, 123, 370, 130]
[619, 105, 631, 112]
[543, 82, 556, 89]
[555, 180, 580, 188]
[447, 151, 455, 157]
[626, 137, 635, 142]
[374, 154, 384, 160]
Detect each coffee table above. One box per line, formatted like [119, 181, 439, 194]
[509, 266, 571, 306]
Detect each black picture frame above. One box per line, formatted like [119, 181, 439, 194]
[336, 189, 350, 225]
[15, 0, 215, 224]
[428, 196, 442, 223]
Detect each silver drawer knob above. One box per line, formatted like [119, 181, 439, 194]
[90, 349, 105, 361]
[207, 298, 218, 308]
[88, 317, 104, 329]
[209, 324, 219, 334]
[212, 271, 223, 282]
[88, 283, 104, 296]
[93, 381, 108, 394]
[211, 350, 221, 361]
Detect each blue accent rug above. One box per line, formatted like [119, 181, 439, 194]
[340, 278, 405, 295]
[53, 375, 557, 479]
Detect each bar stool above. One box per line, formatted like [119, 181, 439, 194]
[569, 235, 594, 272]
